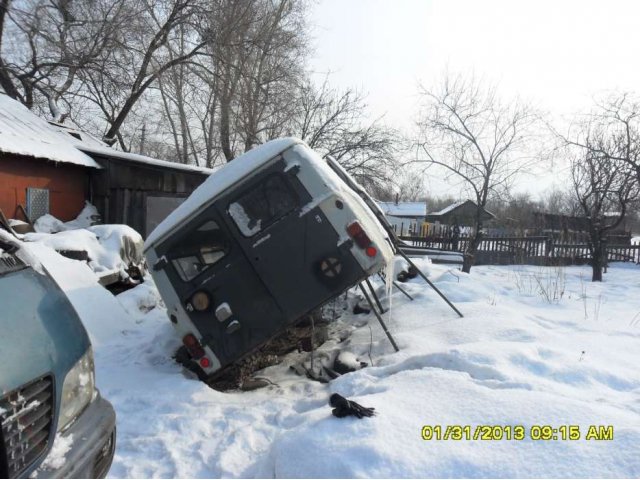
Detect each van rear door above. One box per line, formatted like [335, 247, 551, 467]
[222, 158, 366, 321]
[156, 210, 286, 368]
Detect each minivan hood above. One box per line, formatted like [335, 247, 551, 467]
[0, 267, 90, 395]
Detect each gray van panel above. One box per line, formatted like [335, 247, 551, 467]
[0, 268, 89, 394]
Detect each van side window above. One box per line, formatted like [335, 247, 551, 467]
[171, 220, 227, 282]
[228, 174, 298, 237]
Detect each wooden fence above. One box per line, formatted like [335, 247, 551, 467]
[397, 231, 640, 266]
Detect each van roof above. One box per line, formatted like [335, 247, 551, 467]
[144, 137, 302, 249]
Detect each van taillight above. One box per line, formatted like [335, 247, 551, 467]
[183, 334, 205, 359]
[346, 221, 374, 250]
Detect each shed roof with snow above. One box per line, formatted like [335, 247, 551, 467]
[376, 201, 428, 218]
[0, 94, 101, 168]
[48, 122, 214, 175]
[426, 200, 495, 225]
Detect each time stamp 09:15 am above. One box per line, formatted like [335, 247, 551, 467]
[421, 425, 614, 441]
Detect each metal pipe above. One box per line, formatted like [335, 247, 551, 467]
[359, 283, 400, 352]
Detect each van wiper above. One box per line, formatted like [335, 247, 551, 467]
[0, 238, 18, 254]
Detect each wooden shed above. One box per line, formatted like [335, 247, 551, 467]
[78, 145, 211, 238]
[0, 93, 212, 238]
[0, 93, 101, 223]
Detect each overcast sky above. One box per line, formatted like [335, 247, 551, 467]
[308, 0, 640, 199]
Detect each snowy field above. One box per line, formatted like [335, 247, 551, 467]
[36, 244, 640, 478]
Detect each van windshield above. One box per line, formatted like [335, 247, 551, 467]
[170, 220, 228, 282]
[228, 174, 298, 237]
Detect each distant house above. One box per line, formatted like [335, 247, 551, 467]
[532, 212, 630, 240]
[426, 200, 495, 227]
[0, 92, 212, 237]
[376, 200, 428, 235]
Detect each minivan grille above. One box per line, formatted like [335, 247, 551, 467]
[0, 376, 54, 478]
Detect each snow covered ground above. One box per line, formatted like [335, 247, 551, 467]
[36, 243, 640, 478]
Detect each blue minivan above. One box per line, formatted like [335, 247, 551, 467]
[0, 229, 116, 478]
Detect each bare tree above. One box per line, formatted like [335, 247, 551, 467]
[565, 119, 639, 281]
[541, 187, 580, 216]
[564, 93, 640, 191]
[149, 0, 308, 165]
[2, 0, 397, 179]
[0, 0, 130, 118]
[416, 74, 536, 272]
[79, 0, 210, 148]
[290, 78, 400, 192]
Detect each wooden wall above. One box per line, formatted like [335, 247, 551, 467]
[0, 154, 90, 221]
[88, 154, 209, 237]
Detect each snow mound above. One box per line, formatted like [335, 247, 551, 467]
[16, 227, 640, 477]
[77, 262, 640, 478]
[34, 202, 99, 233]
[24, 225, 143, 280]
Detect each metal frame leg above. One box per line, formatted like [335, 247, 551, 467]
[377, 273, 414, 301]
[365, 278, 386, 313]
[358, 283, 400, 352]
[398, 250, 464, 318]
[392, 281, 414, 300]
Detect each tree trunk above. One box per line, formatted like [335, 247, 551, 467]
[462, 230, 482, 273]
[591, 239, 608, 281]
[220, 93, 234, 162]
[591, 248, 604, 281]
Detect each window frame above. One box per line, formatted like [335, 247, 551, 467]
[169, 219, 229, 282]
[227, 173, 299, 238]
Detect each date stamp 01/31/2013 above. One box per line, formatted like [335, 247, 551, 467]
[420, 425, 614, 442]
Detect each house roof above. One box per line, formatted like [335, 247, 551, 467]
[0, 94, 101, 168]
[377, 201, 428, 218]
[431, 200, 466, 216]
[47, 122, 214, 175]
[77, 144, 214, 175]
[426, 200, 495, 223]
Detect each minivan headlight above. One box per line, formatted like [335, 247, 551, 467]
[58, 347, 95, 432]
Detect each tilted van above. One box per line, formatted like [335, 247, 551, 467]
[144, 138, 394, 379]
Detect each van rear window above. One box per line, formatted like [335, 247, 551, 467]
[171, 220, 227, 282]
[228, 174, 298, 237]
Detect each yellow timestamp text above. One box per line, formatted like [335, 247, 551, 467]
[420, 425, 614, 441]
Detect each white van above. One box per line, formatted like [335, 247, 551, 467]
[144, 138, 394, 379]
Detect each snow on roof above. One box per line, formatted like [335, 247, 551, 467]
[48, 120, 214, 174]
[377, 201, 427, 218]
[429, 200, 496, 219]
[49, 121, 109, 149]
[0, 94, 101, 168]
[145, 137, 302, 247]
[431, 200, 467, 216]
[77, 143, 214, 175]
